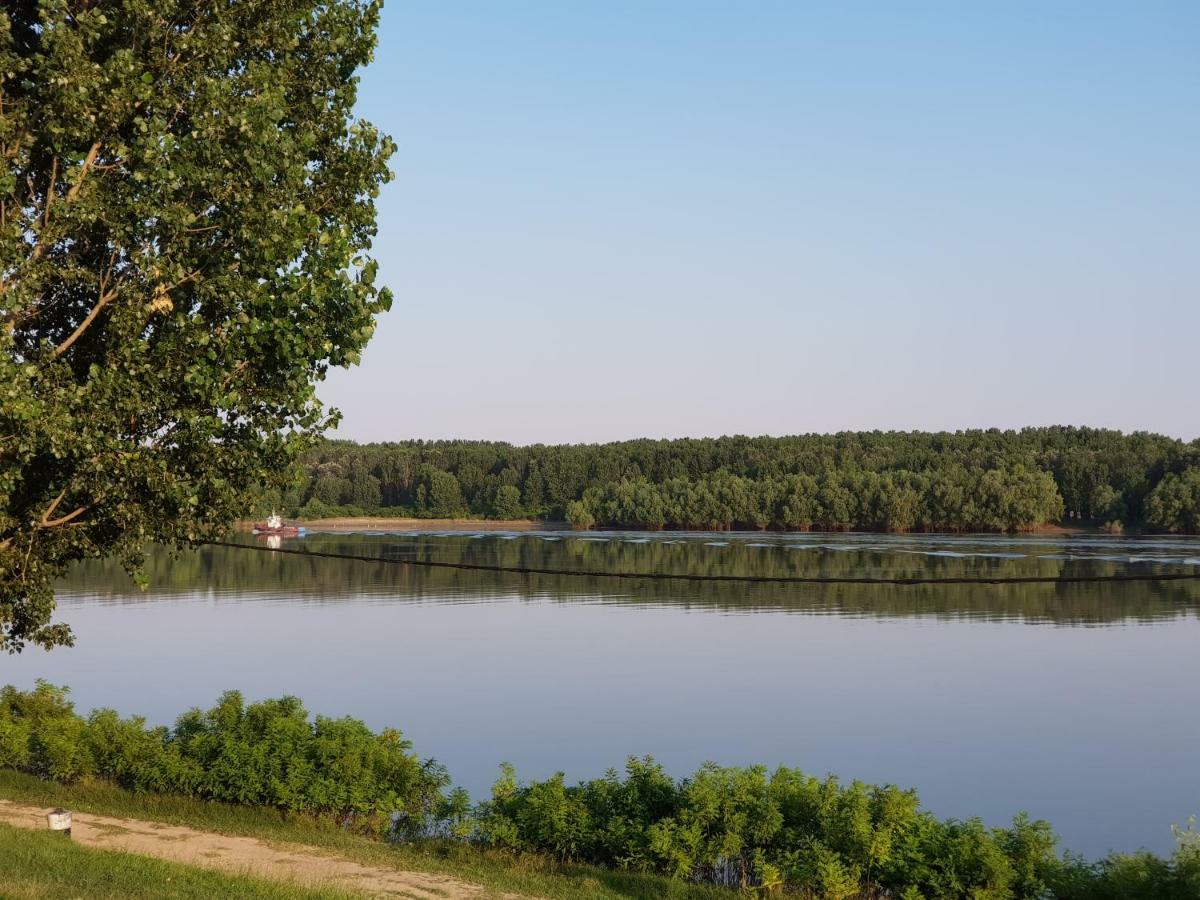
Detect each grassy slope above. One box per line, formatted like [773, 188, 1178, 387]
[0, 771, 727, 900]
[0, 822, 358, 900]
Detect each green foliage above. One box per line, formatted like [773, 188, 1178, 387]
[2, 683, 1197, 898]
[1145, 469, 1200, 534]
[284, 429, 1200, 533]
[477, 760, 1073, 898]
[566, 499, 596, 529]
[0, 0, 394, 651]
[492, 484, 524, 520]
[0, 683, 447, 831]
[1048, 838, 1200, 900]
[414, 465, 466, 518]
[475, 760, 1199, 898]
[575, 466, 1063, 533]
[0, 680, 93, 782]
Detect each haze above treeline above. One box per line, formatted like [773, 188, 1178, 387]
[269, 427, 1200, 534]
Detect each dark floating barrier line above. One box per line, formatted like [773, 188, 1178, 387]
[197, 539, 1200, 586]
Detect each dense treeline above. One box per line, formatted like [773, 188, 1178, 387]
[2, 683, 1197, 899]
[566, 467, 1063, 532]
[271, 428, 1200, 533]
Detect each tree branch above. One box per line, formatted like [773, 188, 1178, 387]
[40, 505, 89, 528]
[221, 358, 249, 390]
[39, 488, 66, 523]
[50, 263, 202, 356]
[43, 156, 58, 228]
[165, 269, 202, 293]
[35, 488, 89, 529]
[65, 141, 102, 202]
[51, 285, 118, 358]
[29, 143, 101, 264]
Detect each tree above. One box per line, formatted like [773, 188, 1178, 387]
[565, 500, 595, 530]
[1, 1, 393, 650]
[491, 484, 522, 520]
[1089, 483, 1124, 525]
[415, 466, 464, 518]
[309, 475, 352, 507]
[1145, 469, 1200, 534]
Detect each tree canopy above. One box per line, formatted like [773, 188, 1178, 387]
[1, 0, 393, 651]
[281, 428, 1200, 534]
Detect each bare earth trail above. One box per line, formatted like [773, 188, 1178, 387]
[0, 800, 534, 899]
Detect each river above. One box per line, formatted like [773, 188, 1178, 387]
[5, 529, 1199, 858]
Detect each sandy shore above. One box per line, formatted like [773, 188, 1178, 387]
[236, 516, 567, 532]
[236, 518, 1103, 535]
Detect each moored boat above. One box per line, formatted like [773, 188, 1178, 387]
[252, 513, 306, 537]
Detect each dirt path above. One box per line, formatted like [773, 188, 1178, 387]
[0, 800, 531, 899]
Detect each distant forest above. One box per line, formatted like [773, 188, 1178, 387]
[269, 428, 1200, 533]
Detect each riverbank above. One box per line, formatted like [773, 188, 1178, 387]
[0, 800, 507, 899]
[3, 764, 1196, 900]
[2, 680, 1196, 899]
[0, 772, 719, 899]
[236, 517, 563, 532]
[288, 430, 1200, 534]
[238, 515, 1104, 536]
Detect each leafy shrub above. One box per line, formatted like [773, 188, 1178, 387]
[476, 760, 1200, 899]
[1145, 469, 1200, 534]
[1, 682, 94, 782]
[492, 485, 524, 520]
[1046, 818, 1200, 900]
[3, 683, 1196, 898]
[0, 683, 447, 831]
[565, 499, 596, 530]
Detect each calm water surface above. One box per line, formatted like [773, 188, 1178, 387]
[5, 530, 1200, 858]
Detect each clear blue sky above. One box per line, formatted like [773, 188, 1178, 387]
[321, 1, 1199, 444]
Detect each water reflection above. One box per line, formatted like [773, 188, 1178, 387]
[7, 531, 1197, 860]
[57, 531, 1200, 625]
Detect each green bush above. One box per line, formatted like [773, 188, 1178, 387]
[477, 760, 1199, 899]
[1, 682, 94, 782]
[492, 485, 524, 520]
[1044, 818, 1200, 900]
[3, 683, 1197, 898]
[0, 683, 448, 833]
[475, 760, 1036, 895]
[565, 499, 596, 529]
[1144, 469, 1200, 534]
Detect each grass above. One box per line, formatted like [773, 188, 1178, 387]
[0, 770, 729, 900]
[0, 822, 360, 900]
